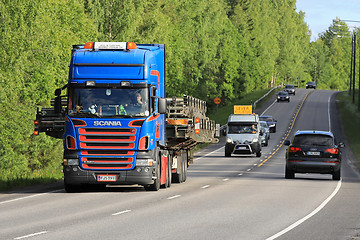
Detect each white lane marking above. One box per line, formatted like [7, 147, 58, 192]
[238, 173, 243, 176]
[112, 210, 131, 216]
[328, 95, 331, 131]
[266, 180, 342, 240]
[14, 231, 48, 240]
[167, 195, 181, 200]
[0, 189, 63, 205]
[201, 185, 210, 189]
[261, 100, 277, 116]
[194, 146, 224, 161]
[223, 178, 229, 181]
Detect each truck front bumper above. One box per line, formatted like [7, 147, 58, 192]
[63, 165, 155, 186]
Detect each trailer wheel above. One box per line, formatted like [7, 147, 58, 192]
[182, 154, 187, 182]
[167, 155, 172, 188]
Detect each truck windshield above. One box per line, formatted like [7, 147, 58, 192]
[68, 87, 150, 118]
[228, 123, 257, 134]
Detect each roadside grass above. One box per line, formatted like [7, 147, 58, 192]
[0, 162, 63, 191]
[336, 91, 360, 167]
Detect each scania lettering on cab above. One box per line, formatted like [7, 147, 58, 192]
[34, 42, 219, 192]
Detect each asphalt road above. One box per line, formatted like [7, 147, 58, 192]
[1, 88, 360, 240]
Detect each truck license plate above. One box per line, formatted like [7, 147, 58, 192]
[307, 151, 320, 156]
[97, 175, 116, 182]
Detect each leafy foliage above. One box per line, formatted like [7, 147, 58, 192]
[0, 0, 352, 187]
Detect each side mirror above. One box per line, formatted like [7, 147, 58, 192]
[284, 140, 290, 146]
[55, 88, 61, 96]
[158, 98, 167, 114]
[338, 142, 345, 148]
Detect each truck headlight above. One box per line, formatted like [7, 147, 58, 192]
[64, 158, 79, 166]
[226, 137, 232, 143]
[252, 138, 259, 143]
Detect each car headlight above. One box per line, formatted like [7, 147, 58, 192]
[252, 137, 258, 143]
[226, 137, 233, 143]
[286, 96, 289, 98]
[277, 96, 280, 99]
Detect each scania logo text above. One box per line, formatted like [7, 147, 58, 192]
[93, 121, 122, 126]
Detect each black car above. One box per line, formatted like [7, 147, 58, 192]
[284, 84, 296, 95]
[259, 115, 277, 133]
[277, 91, 290, 102]
[306, 81, 317, 89]
[284, 130, 344, 180]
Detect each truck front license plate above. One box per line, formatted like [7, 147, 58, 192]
[97, 175, 117, 182]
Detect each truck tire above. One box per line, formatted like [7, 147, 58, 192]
[64, 181, 81, 193]
[172, 152, 185, 183]
[167, 155, 172, 188]
[182, 155, 187, 182]
[256, 151, 261, 157]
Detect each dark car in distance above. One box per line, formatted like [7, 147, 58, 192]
[284, 130, 344, 180]
[306, 81, 317, 89]
[277, 91, 290, 102]
[284, 84, 296, 95]
[259, 115, 277, 133]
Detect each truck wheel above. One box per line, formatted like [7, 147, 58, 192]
[167, 155, 172, 188]
[285, 167, 295, 179]
[256, 151, 261, 157]
[182, 156, 187, 182]
[144, 155, 161, 191]
[64, 181, 81, 193]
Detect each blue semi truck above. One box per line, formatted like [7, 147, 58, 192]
[34, 42, 218, 192]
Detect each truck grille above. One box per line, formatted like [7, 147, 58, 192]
[78, 127, 137, 170]
[82, 157, 133, 169]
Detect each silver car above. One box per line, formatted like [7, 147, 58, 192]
[260, 121, 270, 147]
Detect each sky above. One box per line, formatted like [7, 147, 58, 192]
[296, 0, 360, 41]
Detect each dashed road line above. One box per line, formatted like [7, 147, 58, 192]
[14, 231, 48, 240]
[112, 210, 131, 216]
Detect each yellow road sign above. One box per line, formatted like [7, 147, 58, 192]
[234, 105, 252, 114]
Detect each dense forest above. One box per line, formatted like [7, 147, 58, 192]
[0, 0, 355, 184]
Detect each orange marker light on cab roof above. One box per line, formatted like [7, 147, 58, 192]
[127, 42, 137, 49]
[84, 42, 94, 49]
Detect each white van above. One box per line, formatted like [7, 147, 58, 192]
[225, 114, 262, 157]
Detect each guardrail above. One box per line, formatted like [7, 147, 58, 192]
[219, 85, 281, 133]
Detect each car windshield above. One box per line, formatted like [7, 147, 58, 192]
[292, 134, 333, 146]
[278, 92, 288, 96]
[260, 116, 273, 122]
[228, 123, 257, 134]
[68, 87, 150, 118]
[260, 122, 268, 128]
[285, 85, 294, 88]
